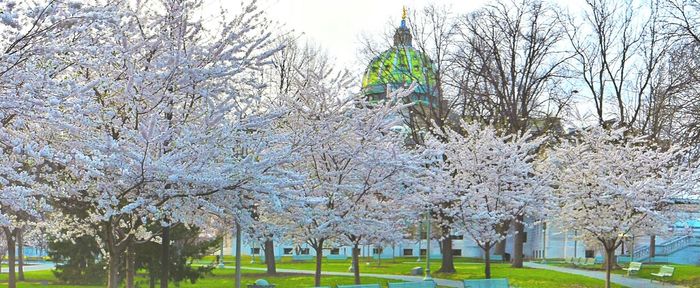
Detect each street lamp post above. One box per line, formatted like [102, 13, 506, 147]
[235, 223, 242, 288]
[219, 233, 225, 268]
[424, 210, 432, 281]
[417, 222, 422, 262]
[542, 223, 547, 263]
[574, 230, 578, 258]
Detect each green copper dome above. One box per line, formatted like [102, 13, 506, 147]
[361, 17, 439, 105]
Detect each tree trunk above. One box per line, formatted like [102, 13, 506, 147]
[483, 243, 492, 279]
[17, 229, 24, 281]
[437, 236, 455, 273]
[601, 249, 617, 270]
[149, 257, 156, 288]
[126, 243, 136, 288]
[352, 244, 361, 284]
[494, 239, 506, 256]
[107, 249, 121, 288]
[512, 215, 525, 268]
[604, 247, 614, 288]
[160, 225, 170, 288]
[264, 239, 276, 274]
[649, 235, 656, 258]
[494, 222, 509, 256]
[5, 228, 16, 288]
[313, 239, 325, 287]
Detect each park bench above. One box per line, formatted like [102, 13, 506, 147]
[337, 284, 381, 288]
[327, 254, 348, 260]
[622, 261, 643, 276]
[651, 265, 675, 278]
[388, 281, 437, 288]
[581, 258, 595, 266]
[247, 279, 276, 288]
[292, 255, 314, 261]
[571, 257, 583, 265]
[462, 278, 509, 288]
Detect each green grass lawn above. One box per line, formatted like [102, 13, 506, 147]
[8, 255, 697, 287]
[553, 262, 700, 287]
[0, 269, 409, 288]
[199, 255, 621, 287]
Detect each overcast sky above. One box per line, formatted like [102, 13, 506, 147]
[206, 0, 588, 69]
[207, 0, 488, 70]
[203, 0, 595, 121]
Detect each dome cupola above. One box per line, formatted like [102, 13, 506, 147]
[361, 7, 439, 105]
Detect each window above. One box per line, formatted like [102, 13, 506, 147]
[283, 248, 293, 255]
[450, 235, 463, 240]
[452, 249, 462, 256]
[522, 232, 527, 243]
[330, 248, 340, 255]
[403, 249, 413, 256]
[301, 248, 310, 255]
[420, 249, 427, 256]
[585, 250, 594, 258]
[372, 248, 383, 254]
[250, 248, 260, 254]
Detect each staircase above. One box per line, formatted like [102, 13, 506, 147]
[632, 235, 699, 262]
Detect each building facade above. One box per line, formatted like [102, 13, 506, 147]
[227, 10, 700, 266]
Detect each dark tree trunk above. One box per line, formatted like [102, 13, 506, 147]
[604, 247, 615, 288]
[126, 243, 136, 288]
[17, 229, 24, 281]
[494, 222, 509, 256]
[5, 228, 16, 288]
[107, 249, 122, 288]
[160, 226, 170, 288]
[483, 242, 492, 279]
[512, 215, 525, 268]
[494, 239, 506, 256]
[149, 257, 156, 288]
[437, 236, 455, 273]
[601, 249, 617, 270]
[313, 239, 325, 287]
[352, 244, 361, 284]
[649, 235, 656, 258]
[264, 239, 276, 274]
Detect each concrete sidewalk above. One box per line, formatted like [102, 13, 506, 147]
[524, 262, 685, 288]
[240, 266, 464, 287]
[0, 262, 55, 273]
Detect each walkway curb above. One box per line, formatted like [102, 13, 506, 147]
[523, 262, 686, 288]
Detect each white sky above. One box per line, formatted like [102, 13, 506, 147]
[204, 0, 595, 121]
[207, 0, 489, 70]
[206, 0, 588, 68]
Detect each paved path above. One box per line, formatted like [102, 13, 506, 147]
[524, 262, 685, 288]
[0, 262, 55, 273]
[239, 266, 464, 287]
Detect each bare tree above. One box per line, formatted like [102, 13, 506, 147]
[566, 0, 674, 129]
[452, 0, 571, 268]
